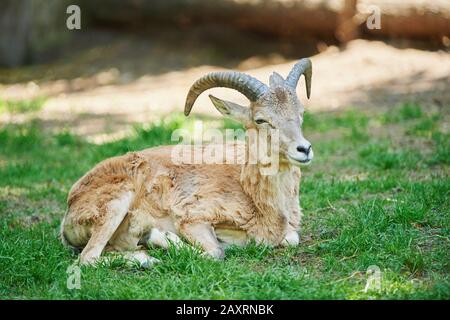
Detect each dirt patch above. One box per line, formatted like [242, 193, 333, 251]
[1, 29, 449, 142]
[0, 186, 63, 226]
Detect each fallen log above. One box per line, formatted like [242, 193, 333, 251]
[80, 0, 450, 41]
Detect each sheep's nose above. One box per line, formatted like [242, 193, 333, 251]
[297, 144, 312, 155]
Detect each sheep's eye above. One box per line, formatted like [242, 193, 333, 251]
[255, 119, 267, 125]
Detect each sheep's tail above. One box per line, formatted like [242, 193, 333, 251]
[60, 213, 82, 254]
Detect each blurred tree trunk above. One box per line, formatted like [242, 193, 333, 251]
[79, 0, 450, 42]
[336, 0, 359, 43]
[359, 0, 450, 42]
[0, 0, 71, 68]
[1, 0, 449, 68]
[0, 0, 32, 67]
[79, 0, 340, 39]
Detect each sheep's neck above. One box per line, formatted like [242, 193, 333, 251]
[239, 155, 300, 243]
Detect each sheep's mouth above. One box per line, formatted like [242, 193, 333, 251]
[287, 155, 312, 166]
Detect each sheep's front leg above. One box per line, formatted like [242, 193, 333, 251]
[281, 207, 302, 247]
[179, 222, 224, 260]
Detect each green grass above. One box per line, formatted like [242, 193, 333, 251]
[0, 104, 448, 299]
[0, 97, 46, 114]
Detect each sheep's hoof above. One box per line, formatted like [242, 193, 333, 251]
[139, 256, 161, 269]
[202, 247, 225, 260]
[281, 231, 300, 247]
[126, 251, 161, 269]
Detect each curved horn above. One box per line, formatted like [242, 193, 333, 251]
[184, 71, 268, 116]
[286, 58, 312, 99]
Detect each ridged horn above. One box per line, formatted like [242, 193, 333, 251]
[184, 71, 268, 116]
[286, 58, 312, 99]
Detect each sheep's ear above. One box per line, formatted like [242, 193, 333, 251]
[269, 72, 285, 88]
[208, 95, 251, 125]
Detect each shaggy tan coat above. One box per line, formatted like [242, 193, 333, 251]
[61, 143, 302, 263]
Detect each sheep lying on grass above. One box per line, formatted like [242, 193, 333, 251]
[61, 59, 314, 267]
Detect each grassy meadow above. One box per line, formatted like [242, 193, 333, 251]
[0, 101, 448, 299]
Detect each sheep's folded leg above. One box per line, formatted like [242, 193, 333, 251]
[179, 222, 224, 260]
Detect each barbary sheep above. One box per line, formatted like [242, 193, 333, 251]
[60, 58, 314, 267]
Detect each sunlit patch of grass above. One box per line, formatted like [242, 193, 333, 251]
[304, 109, 369, 133]
[380, 102, 424, 124]
[357, 142, 421, 170]
[0, 97, 46, 114]
[428, 131, 450, 166]
[54, 130, 84, 147]
[346, 124, 369, 142]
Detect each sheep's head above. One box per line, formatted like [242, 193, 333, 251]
[184, 59, 313, 166]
